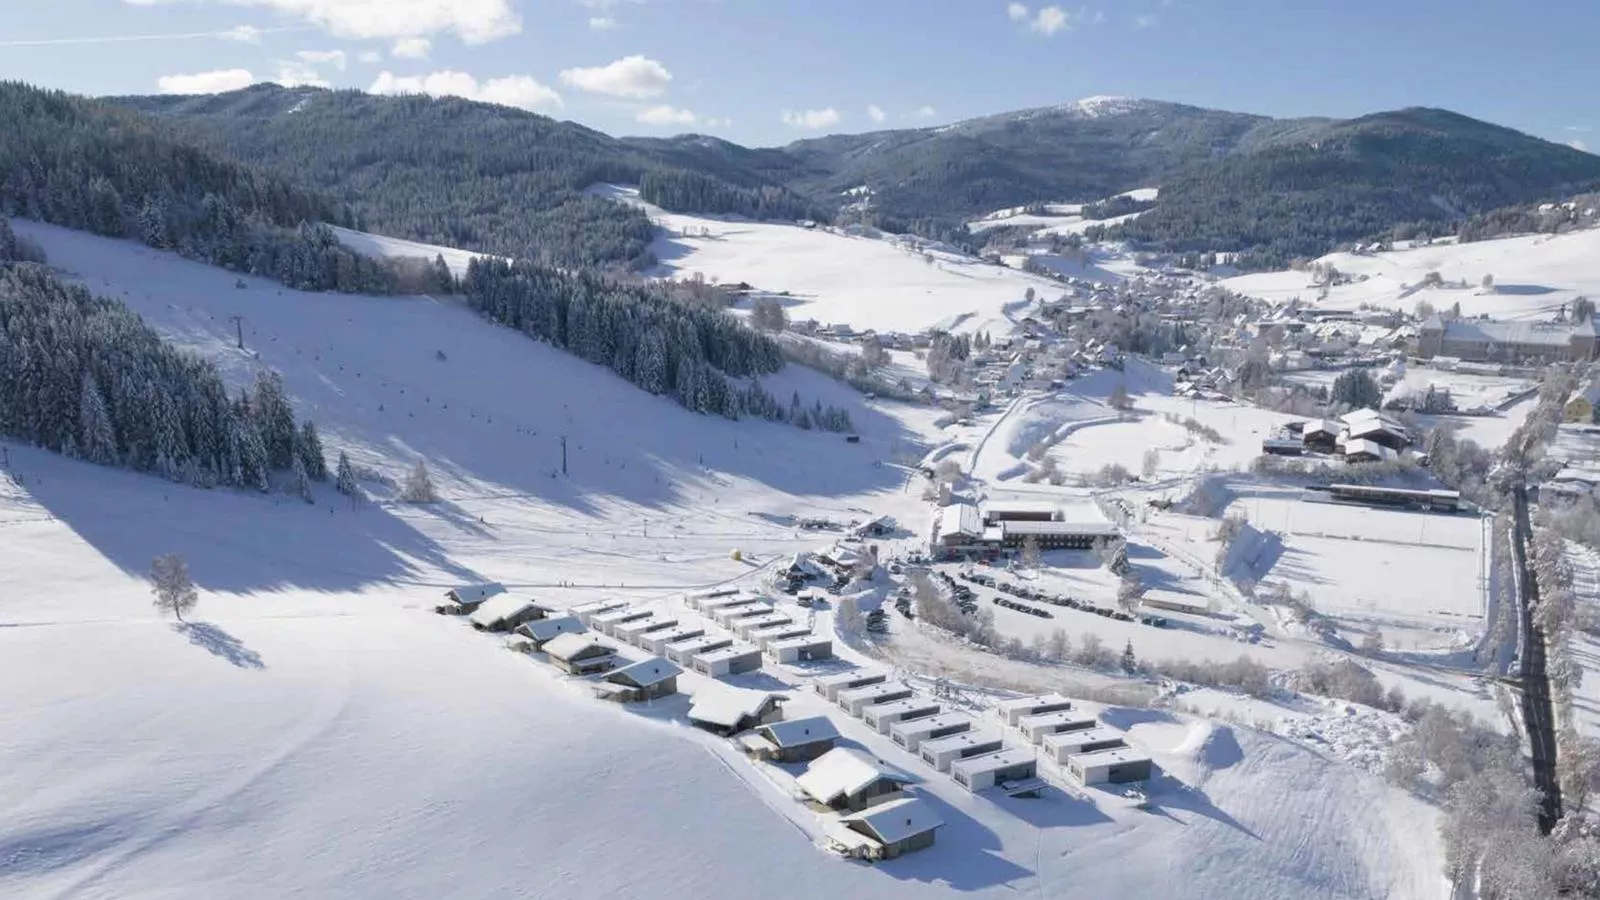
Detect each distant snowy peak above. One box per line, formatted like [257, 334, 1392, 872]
[1062, 96, 1151, 118]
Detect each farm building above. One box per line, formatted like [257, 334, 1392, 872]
[1261, 438, 1304, 457]
[750, 623, 813, 650]
[436, 582, 506, 615]
[613, 617, 680, 647]
[934, 503, 984, 549]
[541, 633, 618, 676]
[767, 635, 833, 664]
[1019, 710, 1099, 744]
[1140, 591, 1213, 617]
[1343, 413, 1411, 452]
[998, 520, 1119, 550]
[640, 625, 706, 656]
[1302, 420, 1341, 454]
[713, 602, 775, 629]
[512, 615, 585, 651]
[815, 671, 888, 703]
[889, 712, 971, 752]
[688, 686, 786, 736]
[733, 611, 793, 640]
[741, 715, 840, 763]
[593, 657, 682, 703]
[1341, 438, 1397, 464]
[591, 607, 653, 637]
[825, 796, 944, 861]
[1040, 726, 1127, 762]
[981, 501, 1060, 526]
[666, 634, 733, 666]
[569, 599, 628, 625]
[467, 595, 550, 633]
[692, 644, 764, 677]
[1067, 746, 1154, 784]
[863, 697, 942, 734]
[838, 682, 915, 717]
[996, 693, 1075, 727]
[950, 748, 1039, 792]
[795, 747, 915, 812]
[920, 732, 1006, 773]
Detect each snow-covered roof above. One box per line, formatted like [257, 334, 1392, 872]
[1343, 438, 1396, 461]
[768, 634, 829, 651]
[448, 582, 505, 603]
[890, 711, 970, 736]
[759, 715, 840, 748]
[982, 500, 1060, 517]
[935, 503, 983, 541]
[607, 656, 682, 688]
[1435, 318, 1590, 348]
[840, 796, 945, 845]
[697, 644, 761, 663]
[687, 686, 783, 729]
[541, 633, 608, 661]
[920, 731, 1004, 755]
[951, 747, 1036, 775]
[467, 594, 545, 628]
[796, 748, 915, 805]
[1068, 745, 1151, 767]
[995, 693, 1071, 715]
[1020, 710, 1095, 732]
[517, 615, 585, 641]
[999, 520, 1118, 538]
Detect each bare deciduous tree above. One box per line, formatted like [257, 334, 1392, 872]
[150, 552, 198, 622]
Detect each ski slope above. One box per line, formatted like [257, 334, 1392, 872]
[328, 225, 500, 278]
[1223, 228, 1600, 319]
[0, 220, 1448, 899]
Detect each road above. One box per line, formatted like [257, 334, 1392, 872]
[1510, 481, 1563, 834]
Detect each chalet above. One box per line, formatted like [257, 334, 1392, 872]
[795, 747, 915, 812]
[1302, 421, 1341, 454]
[1067, 745, 1154, 784]
[467, 595, 551, 633]
[767, 635, 833, 664]
[436, 582, 506, 615]
[950, 748, 1038, 793]
[593, 657, 682, 703]
[1342, 409, 1411, 452]
[996, 693, 1074, 727]
[511, 614, 585, 651]
[814, 670, 887, 703]
[824, 797, 944, 861]
[1018, 710, 1098, 744]
[920, 731, 1005, 773]
[1342, 438, 1396, 464]
[687, 686, 785, 736]
[666, 634, 733, 666]
[740, 715, 839, 763]
[862, 697, 942, 735]
[1261, 438, 1305, 457]
[888, 711, 971, 752]
[692, 644, 764, 677]
[838, 682, 915, 717]
[541, 633, 618, 676]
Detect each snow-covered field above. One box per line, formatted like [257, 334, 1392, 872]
[329, 225, 500, 278]
[1223, 228, 1600, 319]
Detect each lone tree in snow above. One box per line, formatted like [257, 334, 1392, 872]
[335, 450, 360, 499]
[150, 553, 198, 622]
[1120, 640, 1138, 675]
[1108, 381, 1133, 411]
[837, 595, 865, 635]
[1020, 535, 1042, 569]
[401, 460, 437, 503]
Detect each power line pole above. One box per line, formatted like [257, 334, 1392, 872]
[561, 435, 568, 477]
[228, 314, 245, 350]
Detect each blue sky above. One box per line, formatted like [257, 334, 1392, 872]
[2, 0, 1595, 150]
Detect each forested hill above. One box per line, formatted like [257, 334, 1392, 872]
[113, 85, 827, 271]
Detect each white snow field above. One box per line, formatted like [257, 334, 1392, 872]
[1222, 228, 1600, 319]
[0, 220, 1452, 899]
[590, 185, 1061, 336]
[328, 225, 501, 278]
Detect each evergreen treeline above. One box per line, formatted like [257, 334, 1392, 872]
[462, 258, 853, 431]
[0, 245, 326, 490]
[0, 82, 399, 293]
[637, 169, 824, 222]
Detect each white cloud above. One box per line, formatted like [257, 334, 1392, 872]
[781, 107, 840, 130]
[916, 105, 937, 118]
[157, 68, 257, 94]
[866, 104, 885, 124]
[220, 25, 266, 43]
[122, 0, 522, 44]
[0, 24, 299, 47]
[357, 49, 383, 63]
[588, 15, 618, 29]
[274, 60, 330, 87]
[636, 104, 697, 126]
[1007, 3, 1072, 35]
[558, 55, 671, 98]
[369, 70, 564, 111]
[392, 37, 431, 58]
[1134, 13, 1158, 28]
[296, 48, 347, 70]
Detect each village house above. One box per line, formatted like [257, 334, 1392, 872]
[920, 731, 1006, 773]
[1018, 710, 1099, 745]
[687, 686, 786, 736]
[889, 711, 972, 752]
[593, 657, 682, 703]
[541, 633, 618, 676]
[996, 693, 1075, 727]
[590, 606, 653, 637]
[435, 582, 506, 615]
[795, 747, 916, 812]
[838, 682, 915, 717]
[824, 796, 944, 861]
[569, 598, 628, 626]
[740, 715, 840, 763]
[767, 635, 834, 664]
[639, 624, 707, 657]
[814, 671, 888, 703]
[863, 697, 943, 735]
[1067, 745, 1154, 785]
[510, 615, 586, 652]
[666, 634, 733, 666]
[1040, 726, 1128, 762]
[467, 595, 552, 633]
[950, 748, 1040, 793]
[692, 644, 764, 677]
[750, 623, 813, 651]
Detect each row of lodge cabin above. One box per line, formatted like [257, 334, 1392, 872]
[571, 598, 628, 625]
[592, 657, 682, 704]
[509, 614, 585, 652]
[824, 796, 945, 861]
[751, 622, 812, 650]
[996, 693, 1075, 727]
[1308, 482, 1462, 513]
[890, 711, 972, 752]
[640, 624, 706, 656]
[667, 634, 733, 666]
[1069, 745, 1156, 785]
[684, 588, 740, 611]
[592, 606, 652, 637]
[613, 616, 679, 647]
[436, 582, 506, 615]
[796, 747, 916, 812]
[688, 685, 786, 736]
[920, 731, 1006, 772]
[815, 670, 888, 702]
[712, 598, 774, 627]
[838, 681, 915, 717]
[768, 634, 834, 664]
[468, 595, 552, 633]
[1019, 710, 1099, 744]
[692, 643, 764, 677]
[540, 632, 619, 676]
[740, 715, 840, 763]
[951, 747, 1040, 794]
[733, 610, 792, 639]
[864, 697, 943, 735]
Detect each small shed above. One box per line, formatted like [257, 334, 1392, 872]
[1019, 710, 1099, 745]
[1040, 726, 1126, 763]
[541, 633, 618, 676]
[863, 697, 942, 735]
[593, 656, 682, 703]
[468, 594, 551, 633]
[570, 599, 629, 626]
[920, 732, 1006, 773]
[795, 747, 915, 812]
[741, 715, 840, 763]
[838, 682, 915, 718]
[666, 634, 733, 666]
[692, 644, 764, 677]
[996, 693, 1074, 727]
[826, 796, 944, 861]
[513, 615, 586, 651]
[815, 671, 887, 702]
[767, 635, 834, 664]
[591, 607, 652, 637]
[687, 686, 785, 736]
[733, 611, 793, 640]
[889, 711, 972, 752]
[640, 624, 707, 656]
[436, 582, 506, 615]
[951, 748, 1038, 792]
[1068, 745, 1153, 784]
